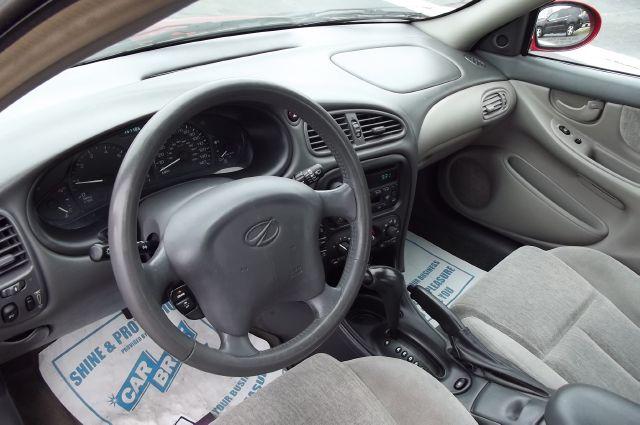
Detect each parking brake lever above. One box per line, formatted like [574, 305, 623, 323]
[407, 284, 465, 337]
[408, 284, 550, 397]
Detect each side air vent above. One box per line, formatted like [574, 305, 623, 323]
[305, 110, 405, 155]
[0, 215, 29, 278]
[355, 112, 404, 143]
[306, 113, 354, 153]
[482, 89, 509, 120]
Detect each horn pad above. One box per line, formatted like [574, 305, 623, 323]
[163, 176, 326, 335]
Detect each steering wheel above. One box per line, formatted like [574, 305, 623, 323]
[108, 80, 372, 376]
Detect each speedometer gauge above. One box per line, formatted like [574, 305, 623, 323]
[154, 123, 212, 178]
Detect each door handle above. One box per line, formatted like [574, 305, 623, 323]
[550, 90, 604, 123]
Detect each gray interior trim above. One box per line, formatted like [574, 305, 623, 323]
[414, 0, 546, 50]
[439, 147, 609, 246]
[620, 106, 640, 151]
[330, 45, 461, 93]
[480, 52, 640, 109]
[417, 81, 516, 165]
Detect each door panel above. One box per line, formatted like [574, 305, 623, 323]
[439, 146, 609, 245]
[480, 52, 640, 109]
[440, 78, 640, 272]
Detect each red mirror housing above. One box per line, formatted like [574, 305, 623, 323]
[530, 1, 601, 52]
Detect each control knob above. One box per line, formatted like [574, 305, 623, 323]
[385, 225, 399, 238]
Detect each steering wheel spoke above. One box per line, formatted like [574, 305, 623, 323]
[305, 284, 342, 319]
[142, 243, 177, 302]
[218, 332, 259, 357]
[317, 183, 357, 222]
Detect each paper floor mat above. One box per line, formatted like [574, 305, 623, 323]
[39, 303, 283, 425]
[404, 232, 486, 326]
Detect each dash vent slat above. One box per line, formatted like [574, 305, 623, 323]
[305, 113, 354, 153]
[482, 90, 509, 119]
[355, 112, 404, 143]
[0, 215, 29, 278]
[305, 110, 405, 155]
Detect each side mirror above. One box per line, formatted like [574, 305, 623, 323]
[531, 1, 601, 51]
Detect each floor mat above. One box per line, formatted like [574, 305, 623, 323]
[39, 303, 283, 425]
[404, 232, 486, 326]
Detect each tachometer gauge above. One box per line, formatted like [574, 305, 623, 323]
[154, 123, 212, 178]
[69, 143, 125, 211]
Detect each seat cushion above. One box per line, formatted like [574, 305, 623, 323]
[452, 246, 640, 403]
[215, 354, 477, 425]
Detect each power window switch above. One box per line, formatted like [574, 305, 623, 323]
[2, 303, 18, 323]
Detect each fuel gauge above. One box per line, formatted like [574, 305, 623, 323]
[37, 185, 80, 226]
[213, 137, 238, 166]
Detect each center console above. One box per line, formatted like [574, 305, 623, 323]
[316, 155, 411, 283]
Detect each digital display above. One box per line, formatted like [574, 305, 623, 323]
[366, 167, 398, 188]
[380, 171, 394, 182]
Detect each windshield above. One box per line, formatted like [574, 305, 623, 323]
[86, 0, 476, 62]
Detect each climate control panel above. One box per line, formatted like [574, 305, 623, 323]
[320, 215, 401, 268]
[316, 158, 409, 279]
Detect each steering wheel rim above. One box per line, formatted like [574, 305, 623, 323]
[108, 80, 371, 376]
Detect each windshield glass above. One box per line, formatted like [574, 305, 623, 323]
[86, 0, 476, 62]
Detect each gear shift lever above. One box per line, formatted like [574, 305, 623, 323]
[363, 266, 405, 339]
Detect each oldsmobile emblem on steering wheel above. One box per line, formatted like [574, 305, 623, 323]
[244, 218, 280, 247]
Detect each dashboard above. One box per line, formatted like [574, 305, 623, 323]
[34, 115, 251, 231]
[0, 22, 509, 364]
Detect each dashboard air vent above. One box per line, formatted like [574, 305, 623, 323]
[482, 90, 509, 120]
[0, 215, 29, 278]
[305, 110, 405, 155]
[355, 112, 404, 143]
[306, 113, 354, 153]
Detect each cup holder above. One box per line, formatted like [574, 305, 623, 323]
[347, 293, 387, 325]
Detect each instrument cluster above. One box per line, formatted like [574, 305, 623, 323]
[34, 115, 252, 230]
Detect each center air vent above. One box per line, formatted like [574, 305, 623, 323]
[0, 215, 29, 278]
[306, 113, 354, 153]
[305, 110, 405, 155]
[355, 112, 404, 142]
[482, 90, 509, 120]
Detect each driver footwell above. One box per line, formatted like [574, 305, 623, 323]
[38, 303, 283, 425]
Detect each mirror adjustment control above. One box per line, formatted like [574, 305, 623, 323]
[2, 303, 18, 323]
[25, 295, 36, 312]
[169, 285, 204, 320]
